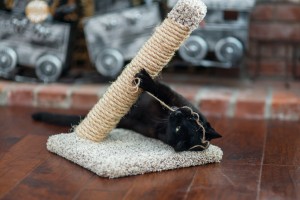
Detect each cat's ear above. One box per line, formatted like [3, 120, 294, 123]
[206, 128, 222, 140]
[205, 123, 222, 140]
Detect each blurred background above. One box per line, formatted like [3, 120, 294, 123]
[0, 0, 300, 82]
[0, 0, 299, 120]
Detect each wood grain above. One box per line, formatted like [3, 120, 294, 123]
[210, 117, 267, 165]
[264, 120, 300, 166]
[0, 106, 299, 200]
[0, 135, 49, 198]
[2, 156, 94, 200]
[260, 165, 300, 200]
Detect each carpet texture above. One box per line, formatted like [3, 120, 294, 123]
[47, 129, 223, 178]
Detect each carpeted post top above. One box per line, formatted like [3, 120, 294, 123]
[168, 0, 207, 31]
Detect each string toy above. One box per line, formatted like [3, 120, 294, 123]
[133, 76, 209, 150]
[112, 74, 211, 151]
[46, 0, 224, 178]
[75, 0, 207, 142]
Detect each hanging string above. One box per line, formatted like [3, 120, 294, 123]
[133, 77, 210, 150]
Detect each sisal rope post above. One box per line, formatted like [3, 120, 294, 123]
[75, 0, 207, 142]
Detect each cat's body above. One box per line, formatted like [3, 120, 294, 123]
[33, 70, 221, 151]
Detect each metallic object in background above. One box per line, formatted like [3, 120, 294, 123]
[35, 54, 63, 82]
[93, 0, 131, 14]
[215, 37, 243, 63]
[95, 49, 124, 77]
[0, 11, 71, 82]
[0, 46, 18, 77]
[84, 3, 161, 77]
[176, 0, 256, 68]
[179, 35, 208, 65]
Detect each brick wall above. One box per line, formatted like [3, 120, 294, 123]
[248, 0, 300, 77]
[1, 80, 300, 120]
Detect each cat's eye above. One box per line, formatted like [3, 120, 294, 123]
[176, 126, 180, 132]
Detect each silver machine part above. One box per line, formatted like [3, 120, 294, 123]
[179, 35, 208, 65]
[215, 37, 243, 63]
[0, 11, 71, 82]
[0, 46, 18, 77]
[95, 49, 124, 77]
[35, 55, 63, 83]
[173, 0, 255, 68]
[84, 3, 161, 77]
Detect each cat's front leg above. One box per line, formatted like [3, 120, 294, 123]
[135, 69, 177, 106]
[135, 69, 158, 95]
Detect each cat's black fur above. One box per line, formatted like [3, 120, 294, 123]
[32, 69, 221, 152]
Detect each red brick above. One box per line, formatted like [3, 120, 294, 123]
[251, 4, 275, 21]
[173, 85, 200, 102]
[198, 89, 233, 117]
[275, 4, 300, 21]
[248, 41, 258, 58]
[272, 44, 288, 58]
[249, 22, 300, 41]
[235, 89, 266, 119]
[7, 83, 37, 106]
[37, 84, 70, 107]
[71, 85, 100, 109]
[248, 41, 289, 63]
[271, 90, 300, 120]
[247, 58, 287, 76]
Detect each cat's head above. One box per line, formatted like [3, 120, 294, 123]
[166, 106, 222, 152]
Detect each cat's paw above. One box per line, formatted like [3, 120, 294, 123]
[135, 69, 155, 91]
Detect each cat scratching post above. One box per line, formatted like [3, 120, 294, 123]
[47, 1, 223, 178]
[75, 0, 207, 142]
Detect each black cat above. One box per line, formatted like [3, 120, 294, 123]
[33, 69, 221, 152]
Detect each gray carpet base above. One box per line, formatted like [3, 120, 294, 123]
[47, 129, 223, 178]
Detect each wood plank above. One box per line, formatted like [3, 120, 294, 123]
[213, 118, 267, 165]
[0, 106, 85, 137]
[259, 165, 300, 200]
[0, 135, 49, 198]
[187, 187, 256, 200]
[122, 167, 197, 200]
[74, 174, 135, 200]
[264, 120, 300, 166]
[75, 190, 125, 200]
[186, 163, 261, 200]
[0, 136, 22, 159]
[0, 106, 299, 200]
[2, 155, 94, 200]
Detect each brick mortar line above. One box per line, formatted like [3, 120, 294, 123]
[64, 85, 77, 109]
[33, 84, 76, 109]
[33, 85, 45, 107]
[1, 83, 17, 106]
[194, 87, 208, 110]
[264, 87, 273, 119]
[3, 82, 300, 121]
[226, 89, 239, 118]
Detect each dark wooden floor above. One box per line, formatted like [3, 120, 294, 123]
[0, 106, 299, 200]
